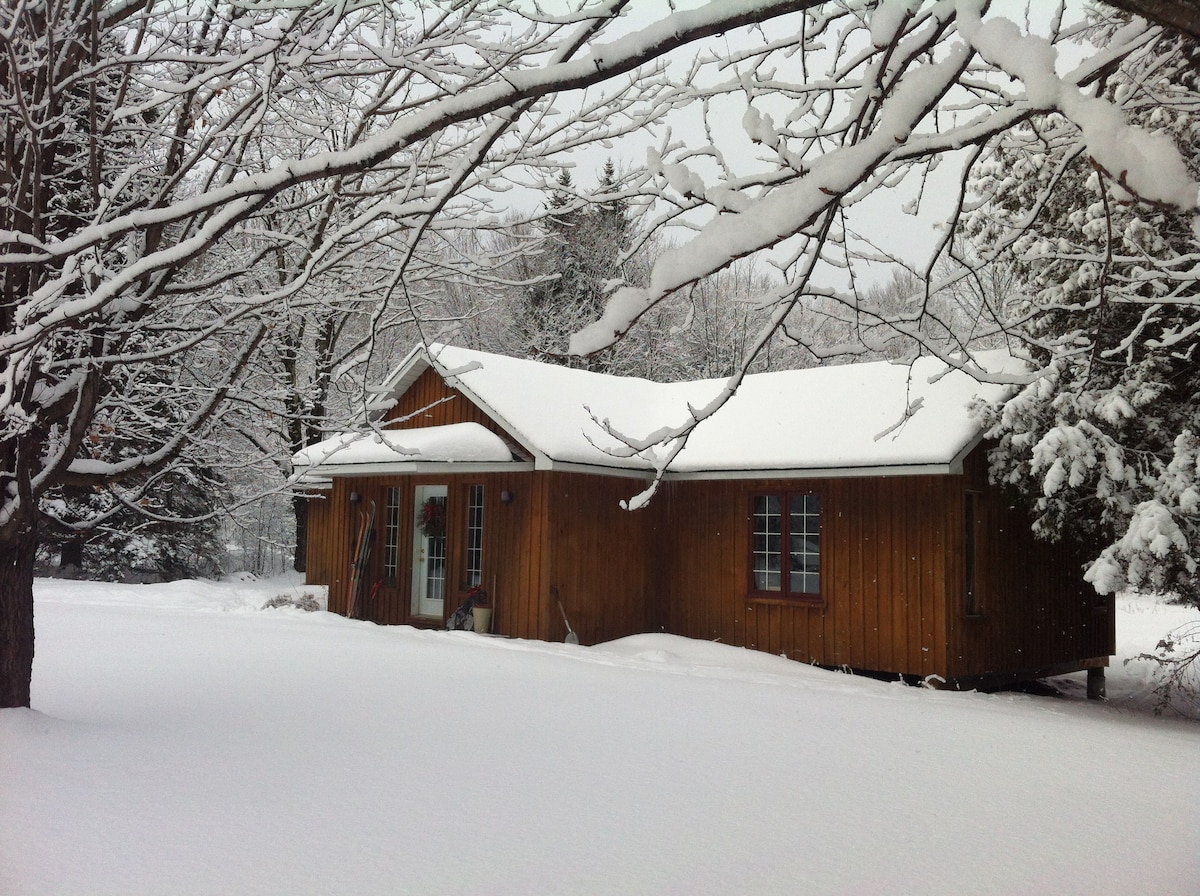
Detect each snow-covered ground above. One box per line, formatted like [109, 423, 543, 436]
[2, 576, 1197, 895]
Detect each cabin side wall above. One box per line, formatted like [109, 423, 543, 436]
[314, 466, 657, 644]
[943, 448, 1114, 681]
[303, 489, 335, 587]
[316, 478, 357, 614]
[543, 472, 659, 645]
[658, 475, 956, 679]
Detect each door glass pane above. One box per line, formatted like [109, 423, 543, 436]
[426, 525, 446, 602]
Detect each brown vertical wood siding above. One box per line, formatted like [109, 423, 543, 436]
[543, 472, 657, 646]
[316, 477, 357, 614]
[315, 470, 657, 645]
[383, 367, 523, 452]
[944, 448, 1114, 681]
[657, 448, 1113, 682]
[303, 490, 334, 587]
[318, 472, 546, 634]
[659, 475, 956, 679]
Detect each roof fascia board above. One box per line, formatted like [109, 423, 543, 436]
[535, 459, 656, 480]
[945, 431, 985, 475]
[536, 459, 959, 480]
[295, 479, 332, 490]
[302, 458, 966, 482]
[661, 462, 959, 480]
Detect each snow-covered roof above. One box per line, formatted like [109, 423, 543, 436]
[322, 343, 1021, 480]
[293, 421, 515, 480]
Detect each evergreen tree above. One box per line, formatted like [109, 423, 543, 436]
[521, 164, 632, 371]
[37, 341, 230, 581]
[967, 26, 1200, 609]
[40, 464, 228, 582]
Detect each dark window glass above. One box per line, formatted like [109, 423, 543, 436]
[752, 491, 821, 599]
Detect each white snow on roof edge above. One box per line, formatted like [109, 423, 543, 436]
[408, 345, 1023, 474]
[300, 345, 1026, 478]
[292, 422, 512, 470]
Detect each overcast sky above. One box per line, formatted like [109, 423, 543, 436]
[527, 0, 1100, 287]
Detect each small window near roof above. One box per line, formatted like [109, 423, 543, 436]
[751, 491, 821, 600]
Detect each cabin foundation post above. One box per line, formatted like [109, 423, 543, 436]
[1086, 667, 1106, 701]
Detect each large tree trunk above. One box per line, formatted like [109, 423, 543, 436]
[0, 524, 37, 708]
[1105, 0, 1200, 43]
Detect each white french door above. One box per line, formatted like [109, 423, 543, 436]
[411, 485, 448, 618]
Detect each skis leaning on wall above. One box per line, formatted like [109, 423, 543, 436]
[347, 500, 376, 619]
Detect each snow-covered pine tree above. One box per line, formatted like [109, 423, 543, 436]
[967, 25, 1200, 610]
[40, 465, 228, 583]
[520, 164, 633, 371]
[37, 338, 231, 582]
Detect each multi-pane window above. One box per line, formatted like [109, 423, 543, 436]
[751, 492, 822, 599]
[466, 485, 484, 587]
[384, 487, 402, 583]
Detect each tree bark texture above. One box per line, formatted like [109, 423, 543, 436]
[0, 523, 37, 708]
[1106, 0, 1200, 43]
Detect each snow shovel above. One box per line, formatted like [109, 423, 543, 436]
[554, 588, 579, 645]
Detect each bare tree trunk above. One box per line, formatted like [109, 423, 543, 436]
[60, 538, 84, 572]
[0, 523, 37, 708]
[1105, 0, 1200, 42]
[293, 493, 309, 574]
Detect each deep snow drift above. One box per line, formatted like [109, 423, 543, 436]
[1, 576, 1197, 895]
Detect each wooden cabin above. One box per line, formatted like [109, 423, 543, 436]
[295, 344, 1113, 692]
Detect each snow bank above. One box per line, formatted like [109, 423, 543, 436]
[1, 577, 1196, 895]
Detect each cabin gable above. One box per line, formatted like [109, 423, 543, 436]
[382, 366, 527, 458]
